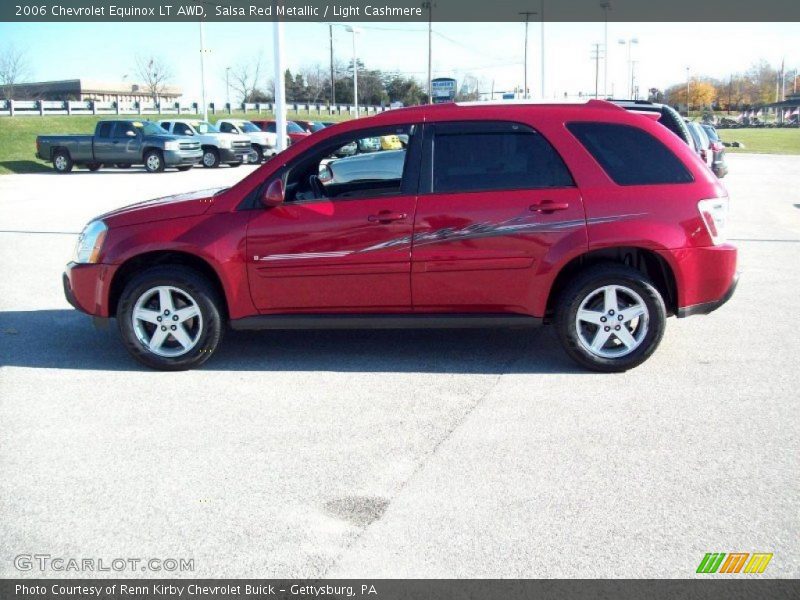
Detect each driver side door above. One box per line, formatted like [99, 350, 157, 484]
[246, 124, 421, 313]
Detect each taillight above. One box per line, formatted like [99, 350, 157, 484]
[698, 198, 728, 245]
[711, 141, 724, 152]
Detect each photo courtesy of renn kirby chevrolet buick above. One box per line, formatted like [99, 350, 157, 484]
[63, 100, 737, 372]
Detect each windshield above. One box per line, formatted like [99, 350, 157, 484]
[132, 122, 168, 136]
[191, 121, 220, 134]
[287, 121, 306, 134]
[701, 124, 720, 142]
[240, 122, 261, 133]
[310, 122, 326, 132]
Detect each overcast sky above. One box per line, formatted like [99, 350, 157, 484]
[1, 21, 798, 103]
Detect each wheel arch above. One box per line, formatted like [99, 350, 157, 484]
[109, 250, 229, 319]
[545, 246, 678, 319]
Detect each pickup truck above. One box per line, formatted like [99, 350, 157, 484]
[36, 120, 202, 174]
[215, 118, 288, 162]
[157, 119, 255, 168]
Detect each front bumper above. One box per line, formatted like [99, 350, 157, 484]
[63, 262, 116, 318]
[164, 149, 203, 167]
[219, 147, 252, 163]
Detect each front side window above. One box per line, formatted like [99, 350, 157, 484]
[173, 122, 192, 136]
[283, 124, 416, 203]
[286, 121, 306, 134]
[431, 122, 574, 194]
[567, 122, 693, 186]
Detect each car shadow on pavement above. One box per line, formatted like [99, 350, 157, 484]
[0, 309, 584, 374]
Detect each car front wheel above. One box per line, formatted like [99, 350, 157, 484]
[556, 264, 666, 372]
[117, 266, 223, 370]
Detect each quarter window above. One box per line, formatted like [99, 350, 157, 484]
[567, 122, 693, 185]
[431, 122, 574, 194]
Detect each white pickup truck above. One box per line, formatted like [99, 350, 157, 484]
[216, 119, 289, 162]
[157, 119, 255, 168]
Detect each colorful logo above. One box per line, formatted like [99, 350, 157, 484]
[696, 552, 773, 574]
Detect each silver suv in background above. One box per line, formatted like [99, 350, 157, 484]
[157, 119, 254, 168]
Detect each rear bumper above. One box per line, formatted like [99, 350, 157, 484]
[677, 273, 738, 317]
[63, 262, 116, 317]
[672, 243, 738, 318]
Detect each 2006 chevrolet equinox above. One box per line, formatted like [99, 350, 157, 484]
[63, 100, 738, 371]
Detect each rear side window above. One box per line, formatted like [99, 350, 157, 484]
[96, 122, 112, 138]
[432, 121, 574, 193]
[567, 122, 693, 185]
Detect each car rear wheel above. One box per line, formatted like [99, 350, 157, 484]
[86, 162, 102, 171]
[144, 149, 165, 173]
[556, 264, 666, 372]
[117, 266, 223, 371]
[176, 165, 193, 171]
[115, 163, 131, 169]
[202, 148, 219, 168]
[53, 149, 73, 173]
[228, 161, 241, 168]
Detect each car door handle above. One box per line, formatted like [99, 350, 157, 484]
[529, 200, 569, 213]
[368, 211, 407, 224]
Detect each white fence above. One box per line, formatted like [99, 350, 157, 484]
[0, 99, 391, 117]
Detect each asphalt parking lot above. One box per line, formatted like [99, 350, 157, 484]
[1, 155, 798, 578]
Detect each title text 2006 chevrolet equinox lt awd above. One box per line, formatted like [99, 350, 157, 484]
[63, 100, 737, 372]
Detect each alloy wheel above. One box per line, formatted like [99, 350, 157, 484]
[132, 286, 203, 357]
[575, 284, 650, 359]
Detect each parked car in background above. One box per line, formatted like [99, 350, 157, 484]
[251, 120, 311, 144]
[216, 118, 286, 162]
[157, 119, 254, 168]
[356, 136, 382, 153]
[36, 120, 202, 173]
[611, 99, 694, 147]
[319, 149, 405, 185]
[685, 121, 714, 170]
[293, 120, 327, 133]
[63, 100, 736, 373]
[700, 123, 729, 178]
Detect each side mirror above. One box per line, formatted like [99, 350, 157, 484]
[126, 130, 137, 138]
[261, 179, 284, 207]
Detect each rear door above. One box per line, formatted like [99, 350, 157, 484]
[92, 122, 115, 161]
[411, 120, 585, 315]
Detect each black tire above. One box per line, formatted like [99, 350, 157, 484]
[176, 165, 193, 172]
[555, 264, 666, 372]
[117, 266, 224, 371]
[86, 162, 102, 172]
[52, 149, 73, 173]
[228, 161, 242, 168]
[115, 163, 132, 169]
[202, 147, 219, 168]
[251, 145, 264, 163]
[143, 149, 165, 173]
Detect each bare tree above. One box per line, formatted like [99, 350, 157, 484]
[227, 55, 265, 104]
[0, 44, 30, 100]
[299, 63, 327, 102]
[134, 55, 173, 103]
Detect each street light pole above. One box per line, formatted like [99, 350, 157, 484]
[199, 22, 208, 120]
[225, 66, 230, 106]
[686, 66, 691, 113]
[422, 2, 433, 104]
[346, 26, 362, 118]
[273, 19, 287, 152]
[617, 37, 638, 99]
[519, 11, 537, 99]
[329, 25, 335, 106]
[540, 0, 545, 99]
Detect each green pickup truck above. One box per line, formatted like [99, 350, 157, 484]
[36, 119, 203, 173]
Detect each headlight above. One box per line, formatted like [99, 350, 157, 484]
[218, 137, 232, 149]
[72, 220, 108, 264]
[164, 141, 180, 151]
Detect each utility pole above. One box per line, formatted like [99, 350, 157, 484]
[423, 2, 433, 103]
[519, 11, 537, 99]
[329, 25, 335, 106]
[225, 66, 230, 105]
[346, 26, 361, 117]
[600, 2, 611, 97]
[686, 66, 691, 113]
[591, 43, 603, 99]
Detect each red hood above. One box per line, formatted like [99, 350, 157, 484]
[99, 187, 226, 228]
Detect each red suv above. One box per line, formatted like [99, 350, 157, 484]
[63, 100, 737, 372]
